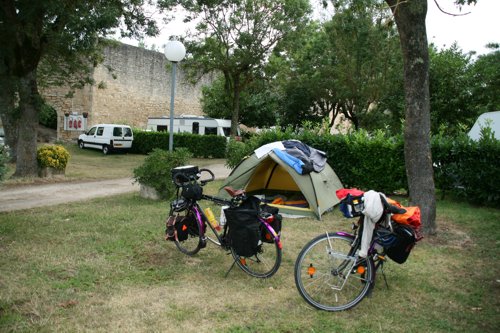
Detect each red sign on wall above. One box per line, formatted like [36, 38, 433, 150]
[64, 115, 86, 131]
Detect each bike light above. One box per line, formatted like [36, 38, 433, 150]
[308, 264, 316, 278]
[357, 266, 365, 274]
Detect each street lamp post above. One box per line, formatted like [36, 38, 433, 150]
[164, 40, 186, 151]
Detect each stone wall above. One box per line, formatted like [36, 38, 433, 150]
[41, 42, 209, 141]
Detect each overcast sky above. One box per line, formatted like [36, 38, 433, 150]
[122, 1, 499, 57]
[426, 0, 499, 55]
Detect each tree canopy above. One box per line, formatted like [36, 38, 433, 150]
[178, 0, 311, 136]
[0, 0, 167, 177]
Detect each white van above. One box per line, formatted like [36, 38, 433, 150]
[146, 115, 240, 138]
[78, 124, 133, 155]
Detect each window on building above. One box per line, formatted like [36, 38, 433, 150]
[192, 122, 199, 134]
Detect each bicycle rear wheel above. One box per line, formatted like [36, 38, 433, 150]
[174, 209, 204, 256]
[294, 232, 374, 311]
[231, 236, 282, 278]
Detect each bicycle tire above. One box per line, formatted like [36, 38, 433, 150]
[174, 209, 204, 256]
[231, 227, 282, 278]
[294, 232, 374, 311]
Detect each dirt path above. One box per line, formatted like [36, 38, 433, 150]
[0, 163, 231, 212]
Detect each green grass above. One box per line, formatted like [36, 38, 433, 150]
[0, 180, 499, 332]
[2, 143, 225, 185]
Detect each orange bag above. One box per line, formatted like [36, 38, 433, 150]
[387, 198, 421, 229]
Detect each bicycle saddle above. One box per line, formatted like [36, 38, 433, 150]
[224, 186, 245, 198]
[379, 195, 407, 215]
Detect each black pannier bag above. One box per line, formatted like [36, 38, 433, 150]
[224, 207, 261, 257]
[261, 204, 282, 243]
[385, 224, 417, 264]
[165, 213, 197, 242]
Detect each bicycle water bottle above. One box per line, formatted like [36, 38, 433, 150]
[204, 207, 221, 231]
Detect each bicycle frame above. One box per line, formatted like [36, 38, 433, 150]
[190, 199, 282, 249]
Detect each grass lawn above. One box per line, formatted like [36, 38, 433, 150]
[2, 143, 225, 186]
[0, 175, 499, 332]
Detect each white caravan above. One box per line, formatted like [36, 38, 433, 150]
[146, 116, 239, 138]
[468, 111, 500, 141]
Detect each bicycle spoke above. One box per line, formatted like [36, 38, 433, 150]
[294, 233, 373, 311]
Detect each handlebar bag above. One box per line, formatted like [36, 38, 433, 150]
[181, 183, 203, 200]
[224, 207, 261, 257]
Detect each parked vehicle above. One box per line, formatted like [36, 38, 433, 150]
[78, 124, 133, 155]
[146, 115, 240, 138]
[468, 111, 500, 141]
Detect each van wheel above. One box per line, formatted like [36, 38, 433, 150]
[102, 145, 110, 155]
[78, 140, 84, 149]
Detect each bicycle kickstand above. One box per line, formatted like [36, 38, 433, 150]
[379, 261, 390, 290]
[224, 258, 238, 278]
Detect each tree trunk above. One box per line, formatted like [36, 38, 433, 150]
[0, 75, 19, 161]
[13, 70, 40, 177]
[387, 0, 436, 234]
[231, 74, 241, 138]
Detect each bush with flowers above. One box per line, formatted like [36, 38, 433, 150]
[37, 145, 70, 170]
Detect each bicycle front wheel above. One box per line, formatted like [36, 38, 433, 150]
[231, 237, 282, 278]
[174, 210, 204, 256]
[294, 232, 374, 311]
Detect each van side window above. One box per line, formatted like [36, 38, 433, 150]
[124, 128, 132, 137]
[96, 127, 104, 136]
[192, 122, 199, 134]
[88, 127, 97, 136]
[205, 127, 217, 135]
[113, 127, 122, 136]
[157, 125, 168, 132]
[222, 127, 231, 137]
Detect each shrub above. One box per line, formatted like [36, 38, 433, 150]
[39, 103, 58, 129]
[37, 145, 70, 170]
[133, 148, 192, 199]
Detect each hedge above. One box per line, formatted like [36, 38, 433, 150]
[226, 128, 499, 207]
[131, 130, 227, 158]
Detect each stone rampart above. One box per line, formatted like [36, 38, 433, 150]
[41, 42, 209, 141]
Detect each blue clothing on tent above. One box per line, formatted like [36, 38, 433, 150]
[272, 148, 304, 174]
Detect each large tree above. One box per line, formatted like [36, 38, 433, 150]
[384, 0, 437, 234]
[178, 0, 310, 137]
[0, 0, 166, 177]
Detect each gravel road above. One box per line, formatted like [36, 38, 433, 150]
[0, 163, 231, 212]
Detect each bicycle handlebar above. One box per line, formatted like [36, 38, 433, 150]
[172, 168, 215, 187]
[198, 168, 215, 185]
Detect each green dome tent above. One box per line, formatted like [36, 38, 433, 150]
[218, 142, 344, 220]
